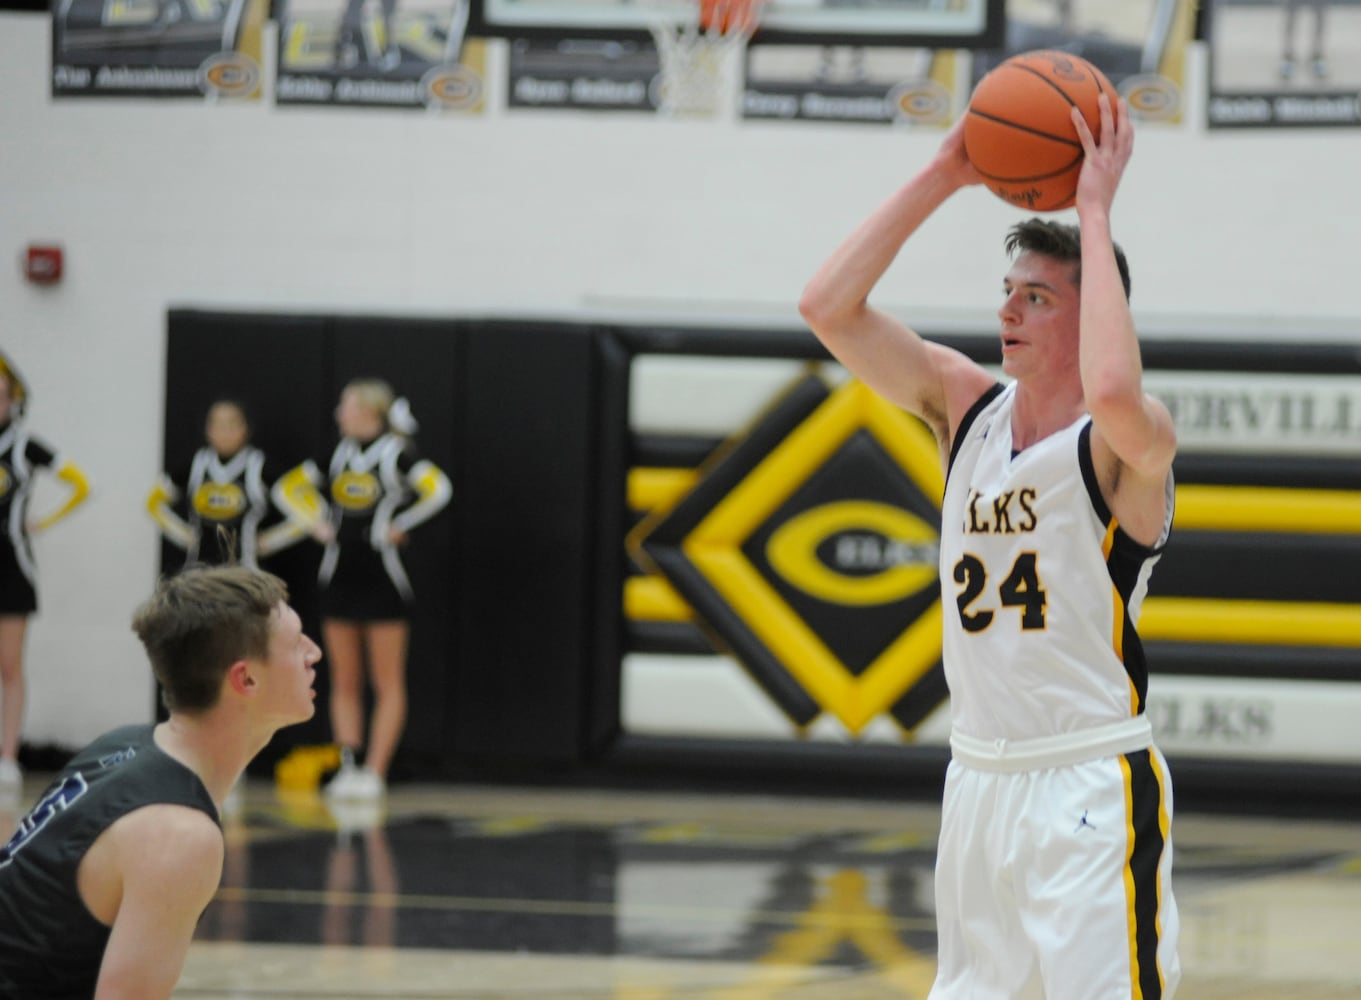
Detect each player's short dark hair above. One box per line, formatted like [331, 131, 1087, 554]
[132, 566, 288, 713]
[1004, 217, 1132, 301]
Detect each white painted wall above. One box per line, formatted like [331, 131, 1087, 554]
[3, 12, 1359, 746]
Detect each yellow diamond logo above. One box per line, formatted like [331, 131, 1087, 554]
[631, 374, 948, 734]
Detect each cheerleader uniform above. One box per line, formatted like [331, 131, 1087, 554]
[148, 446, 302, 570]
[0, 420, 89, 615]
[274, 433, 451, 621]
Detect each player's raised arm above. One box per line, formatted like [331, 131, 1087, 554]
[1070, 95, 1176, 532]
[798, 115, 997, 447]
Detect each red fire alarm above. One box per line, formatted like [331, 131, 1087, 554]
[24, 244, 64, 285]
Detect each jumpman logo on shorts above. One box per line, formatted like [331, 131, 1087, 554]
[1074, 810, 1096, 833]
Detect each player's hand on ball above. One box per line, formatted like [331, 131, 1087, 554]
[1071, 93, 1133, 214]
[936, 113, 982, 191]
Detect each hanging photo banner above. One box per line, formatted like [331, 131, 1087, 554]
[276, 0, 485, 111]
[740, 0, 1195, 127]
[1207, 0, 1361, 128]
[741, 46, 957, 126]
[52, 0, 267, 99]
[490, 0, 1002, 119]
[971, 0, 1197, 125]
[506, 36, 659, 113]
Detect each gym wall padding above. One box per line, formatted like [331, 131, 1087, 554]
[452, 320, 624, 768]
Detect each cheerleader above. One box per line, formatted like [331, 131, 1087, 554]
[146, 399, 304, 570]
[0, 353, 92, 795]
[274, 379, 451, 799]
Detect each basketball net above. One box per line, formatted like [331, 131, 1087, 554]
[648, 0, 765, 117]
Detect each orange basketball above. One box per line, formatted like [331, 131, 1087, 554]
[964, 50, 1118, 213]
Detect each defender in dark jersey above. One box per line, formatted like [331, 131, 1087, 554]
[0, 355, 92, 796]
[147, 399, 304, 570]
[274, 378, 450, 800]
[0, 566, 321, 999]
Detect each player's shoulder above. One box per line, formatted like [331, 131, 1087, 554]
[99, 804, 224, 921]
[929, 344, 996, 396]
[111, 804, 224, 874]
[942, 358, 1004, 427]
[114, 800, 220, 834]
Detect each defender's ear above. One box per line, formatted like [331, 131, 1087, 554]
[225, 659, 256, 697]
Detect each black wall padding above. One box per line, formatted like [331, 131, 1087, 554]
[453, 320, 615, 767]
[583, 330, 633, 756]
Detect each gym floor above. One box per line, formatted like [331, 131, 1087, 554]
[10, 778, 1354, 999]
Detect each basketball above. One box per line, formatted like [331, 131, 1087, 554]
[964, 50, 1118, 213]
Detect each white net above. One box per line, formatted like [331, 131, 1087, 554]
[647, 0, 765, 117]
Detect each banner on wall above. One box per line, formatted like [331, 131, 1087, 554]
[275, 0, 485, 110]
[742, 0, 1196, 127]
[741, 46, 957, 125]
[52, 0, 268, 99]
[1207, 0, 1361, 128]
[507, 36, 659, 113]
[490, 0, 1002, 119]
[970, 0, 1197, 124]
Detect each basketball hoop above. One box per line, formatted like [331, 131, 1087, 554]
[648, 0, 765, 117]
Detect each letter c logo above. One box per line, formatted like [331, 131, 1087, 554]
[766, 501, 938, 606]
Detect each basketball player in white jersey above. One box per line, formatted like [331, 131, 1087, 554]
[800, 95, 1181, 997]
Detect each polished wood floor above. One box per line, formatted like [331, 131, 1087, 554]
[6, 779, 1361, 998]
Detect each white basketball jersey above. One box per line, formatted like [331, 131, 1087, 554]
[939, 383, 1173, 743]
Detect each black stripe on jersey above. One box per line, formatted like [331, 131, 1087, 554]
[1123, 748, 1170, 1000]
[1077, 424, 1167, 558]
[1078, 421, 1112, 529]
[945, 382, 1005, 483]
[1079, 423, 1162, 714]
